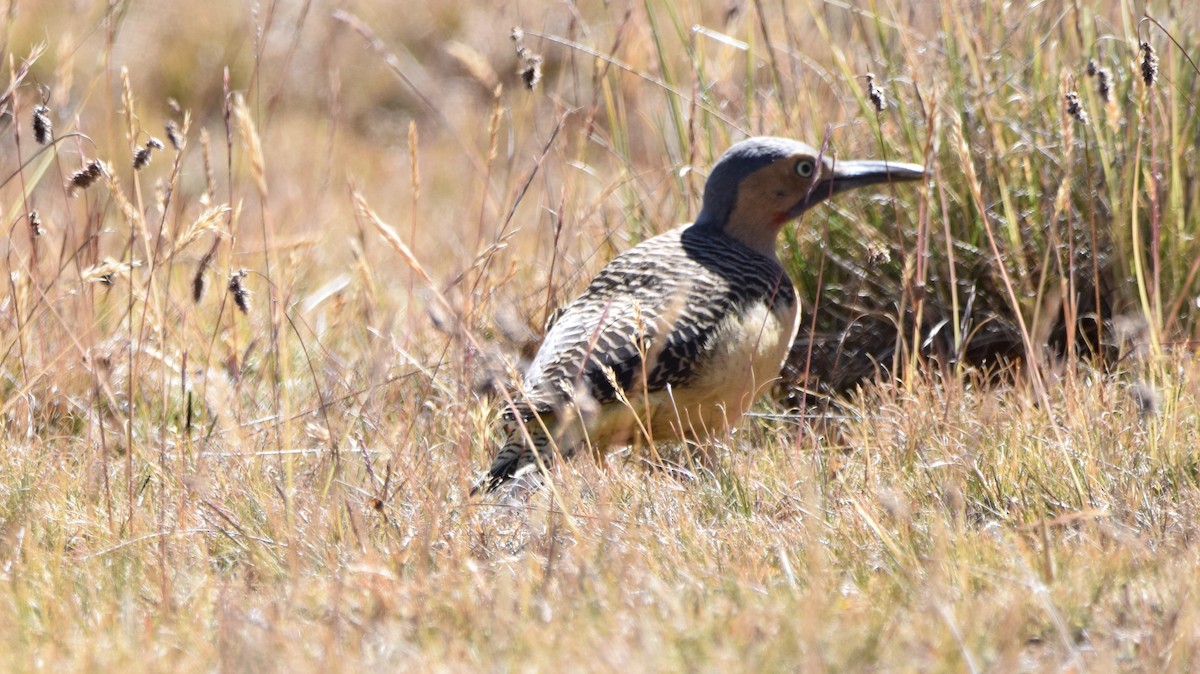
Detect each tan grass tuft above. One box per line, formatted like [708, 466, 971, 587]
[81, 257, 141, 285]
[200, 127, 217, 203]
[445, 41, 501, 91]
[172, 204, 232, 256]
[232, 94, 268, 199]
[103, 168, 154, 262]
[352, 189, 435, 287]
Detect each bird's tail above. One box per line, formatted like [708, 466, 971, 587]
[470, 432, 553, 495]
[472, 400, 578, 495]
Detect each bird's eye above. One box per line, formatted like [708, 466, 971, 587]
[794, 159, 815, 178]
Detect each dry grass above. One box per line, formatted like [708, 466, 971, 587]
[1, 0, 1199, 671]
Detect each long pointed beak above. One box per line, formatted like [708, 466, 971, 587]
[788, 159, 925, 218]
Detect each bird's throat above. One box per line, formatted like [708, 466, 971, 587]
[720, 213, 791, 258]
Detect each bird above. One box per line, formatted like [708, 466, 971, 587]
[473, 136, 924, 494]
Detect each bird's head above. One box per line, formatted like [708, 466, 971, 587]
[694, 136, 925, 255]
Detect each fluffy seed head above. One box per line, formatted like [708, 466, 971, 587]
[133, 138, 164, 170]
[33, 105, 52, 145]
[1140, 42, 1159, 87]
[165, 120, 183, 150]
[228, 270, 251, 314]
[192, 272, 206, 303]
[520, 56, 543, 90]
[866, 73, 887, 112]
[193, 246, 215, 303]
[70, 160, 104, 190]
[133, 146, 153, 170]
[1096, 68, 1113, 102]
[512, 26, 543, 90]
[1065, 92, 1088, 125]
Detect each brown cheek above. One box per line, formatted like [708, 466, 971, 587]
[733, 165, 798, 225]
[769, 171, 798, 222]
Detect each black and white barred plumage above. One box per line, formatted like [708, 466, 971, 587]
[472, 136, 924, 494]
[474, 225, 798, 493]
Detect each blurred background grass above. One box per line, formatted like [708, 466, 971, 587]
[2, 0, 1200, 671]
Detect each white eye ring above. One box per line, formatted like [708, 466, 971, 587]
[795, 159, 815, 178]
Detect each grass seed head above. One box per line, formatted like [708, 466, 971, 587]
[200, 128, 216, 201]
[29, 210, 44, 237]
[520, 56, 543, 90]
[165, 120, 183, 150]
[82, 257, 139, 285]
[154, 178, 171, 213]
[512, 26, 543, 90]
[133, 138, 163, 170]
[1065, 91, 1088, 125]
[1140, 41, 1159, 87]
[866, 73, 887, 112]
[193, 246, 215, 303]
[1096, 68, 1113, 102]
[1086, 58, 1098, 77]
[192, 271, 206, 303]
[133, 146, 153, 170]
[70, 160, 104, 190]
[229, 269, 251, 314]
[33, 105, 52, 144]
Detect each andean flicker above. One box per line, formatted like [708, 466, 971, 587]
[474, 137, 925, 494]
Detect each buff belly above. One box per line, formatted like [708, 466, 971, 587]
[570, 298, 800, 451]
